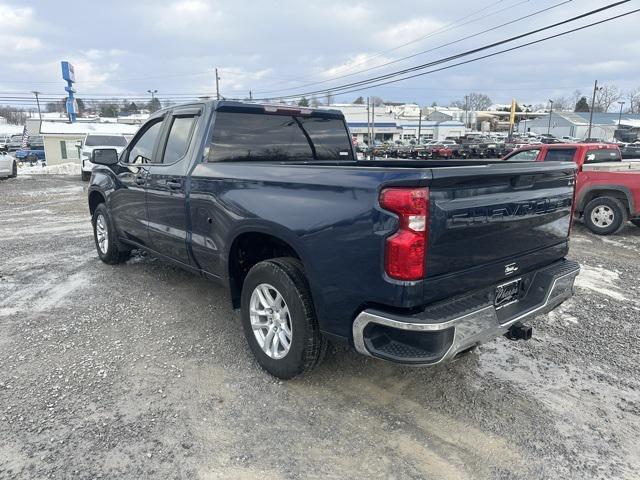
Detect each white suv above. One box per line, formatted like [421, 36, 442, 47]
[80, 134, 128, 180]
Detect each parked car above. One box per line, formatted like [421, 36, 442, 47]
[27, 135, 44, 149]
[503, 143, 640, 234]
[79, 134, 128, 181]
[0, 135, 11, 152]
[7, 134, 24, 152]
[619, 142, 640, 159]
[87, 100, 580, 378]
[0, 152, 17, 178]
[15, 148, 45, 164]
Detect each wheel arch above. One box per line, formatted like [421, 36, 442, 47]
[88, 189, 106, 215]
[576, 185, 634, 215]
[226, 228, 308, 310]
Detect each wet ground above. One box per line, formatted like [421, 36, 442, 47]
[0, 174, 639, 479]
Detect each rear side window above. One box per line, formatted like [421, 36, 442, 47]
[207, 112, 353, 162]
[505, 149, 540, 161]
[543, 148, 576, 162]
[162, 116, 197, 164]
[584, 148, 621, 164]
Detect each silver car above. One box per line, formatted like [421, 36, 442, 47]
[0, 152, 17, 178]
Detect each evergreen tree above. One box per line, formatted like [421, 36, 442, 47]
[353, 96, 364, 104]
[575, 97, 590, 112]
[297, 97, 309, 107]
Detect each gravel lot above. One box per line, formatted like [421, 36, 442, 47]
[1, 174, 639, 480]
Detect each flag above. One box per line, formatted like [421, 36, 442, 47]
[20, 125, 28, 150]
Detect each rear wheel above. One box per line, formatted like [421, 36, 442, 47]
[92, 203, 130, 264]
[583, 197, 628, 235]
[240, 257, 327, 379]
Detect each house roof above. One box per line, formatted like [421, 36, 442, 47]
[39, 121, 140, 136]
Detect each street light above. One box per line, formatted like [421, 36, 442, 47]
[147, 89, 158, 112]
[547, 99, 554, 136]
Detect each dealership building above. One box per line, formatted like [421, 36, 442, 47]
[516, 111, 640, 141]
[327, 103, 466, 144]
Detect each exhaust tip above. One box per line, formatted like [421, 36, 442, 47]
[505, 322, 533, 341]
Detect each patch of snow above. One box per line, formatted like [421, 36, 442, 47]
[574, 265, 626, 301]
[18, 162, 81, 176]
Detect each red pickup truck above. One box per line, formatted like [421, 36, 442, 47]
[503, 143, 640, 234]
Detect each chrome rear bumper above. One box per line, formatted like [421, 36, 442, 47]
[352, 260, 580, 365]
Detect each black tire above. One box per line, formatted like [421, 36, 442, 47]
[26, 154, 38, 164]
[92, 203, 131, 264]
[9, 161, 17, 178]
[240, 257, 327, 379]
[583, 197, 628, 235]
[81, 170, 91, 181]
[631, 219, 640, 228]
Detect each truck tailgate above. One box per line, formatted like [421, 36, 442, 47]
[427, 162, 576, 278]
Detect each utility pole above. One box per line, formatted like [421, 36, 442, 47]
[547, 99, 554, 135]
[522, 104, 532, 133]
[215, 68, 220, 100]
[31, 91, 42, 120]
[587, 79, 601, 140]
[371, 101, 375, 146]
[147, 89, 158, 112]
[366, 97, 371, 147]
[417, 108, 422, 144]
[249, 90, 252, 100]
[464, 95, 469, 130]
[617, 101, 626, 127]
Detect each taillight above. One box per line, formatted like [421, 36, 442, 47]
[568, 172, 577, 237]
[379, 187, 429, 281]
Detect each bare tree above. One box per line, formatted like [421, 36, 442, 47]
[625, 87, 640, 114]
[371, 96, 384, 107]
[0, 106, 27, 125]
[595, 84, 621, 112]
[450, 92, 492, 111]
[571, 89, 583, 107]
[551, 96, 571, 112]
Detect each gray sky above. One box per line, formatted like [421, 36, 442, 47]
[1, 0, 639, 108]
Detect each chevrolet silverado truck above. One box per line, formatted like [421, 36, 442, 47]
[503, 143, 640, 234]
[87, 100, 580, 379]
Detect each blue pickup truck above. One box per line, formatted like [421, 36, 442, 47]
[87, 100, 580, 378]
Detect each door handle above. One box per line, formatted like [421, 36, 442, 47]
[135, 175, 146, 185]
[166, 179, 182, 189]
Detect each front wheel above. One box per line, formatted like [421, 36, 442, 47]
[9, 161, 16, 178]
[583, 197, 628, 235]
[92, 203, 131, 264]
[240, 258, 327, 379]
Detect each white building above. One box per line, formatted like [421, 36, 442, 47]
[516, 112, 640, 141]
[37, 121, 139, 166]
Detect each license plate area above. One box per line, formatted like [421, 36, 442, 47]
[494, 278, 521, 310]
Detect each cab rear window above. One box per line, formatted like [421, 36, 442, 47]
[584, 148, 621, 164]
[543, 148, 576, 162]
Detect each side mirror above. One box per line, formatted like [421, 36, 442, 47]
[92, 148, 119, 166]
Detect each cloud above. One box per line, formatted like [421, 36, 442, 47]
[0, 4, 34, 29]
[377, 17, 446, 49]
[80, 49, 128, 60]
[152, 0, 223, 34]
[214, 67, 274, 93]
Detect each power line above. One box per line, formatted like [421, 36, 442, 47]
[255, 0, 562, 95]
[254, 0, 524, 92]
[302, 7, 640, 101]
[254, 0, 631, 101]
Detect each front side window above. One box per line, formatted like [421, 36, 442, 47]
[162, 116, 197, 164]
[505, 149, 540, 161]
[584, 148, 621, 164]
[207, 112, 352, 162]
[128, 120, 163, 164]
[543, 148, 576, 162]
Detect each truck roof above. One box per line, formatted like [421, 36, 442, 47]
[153, 99, 345, 120]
